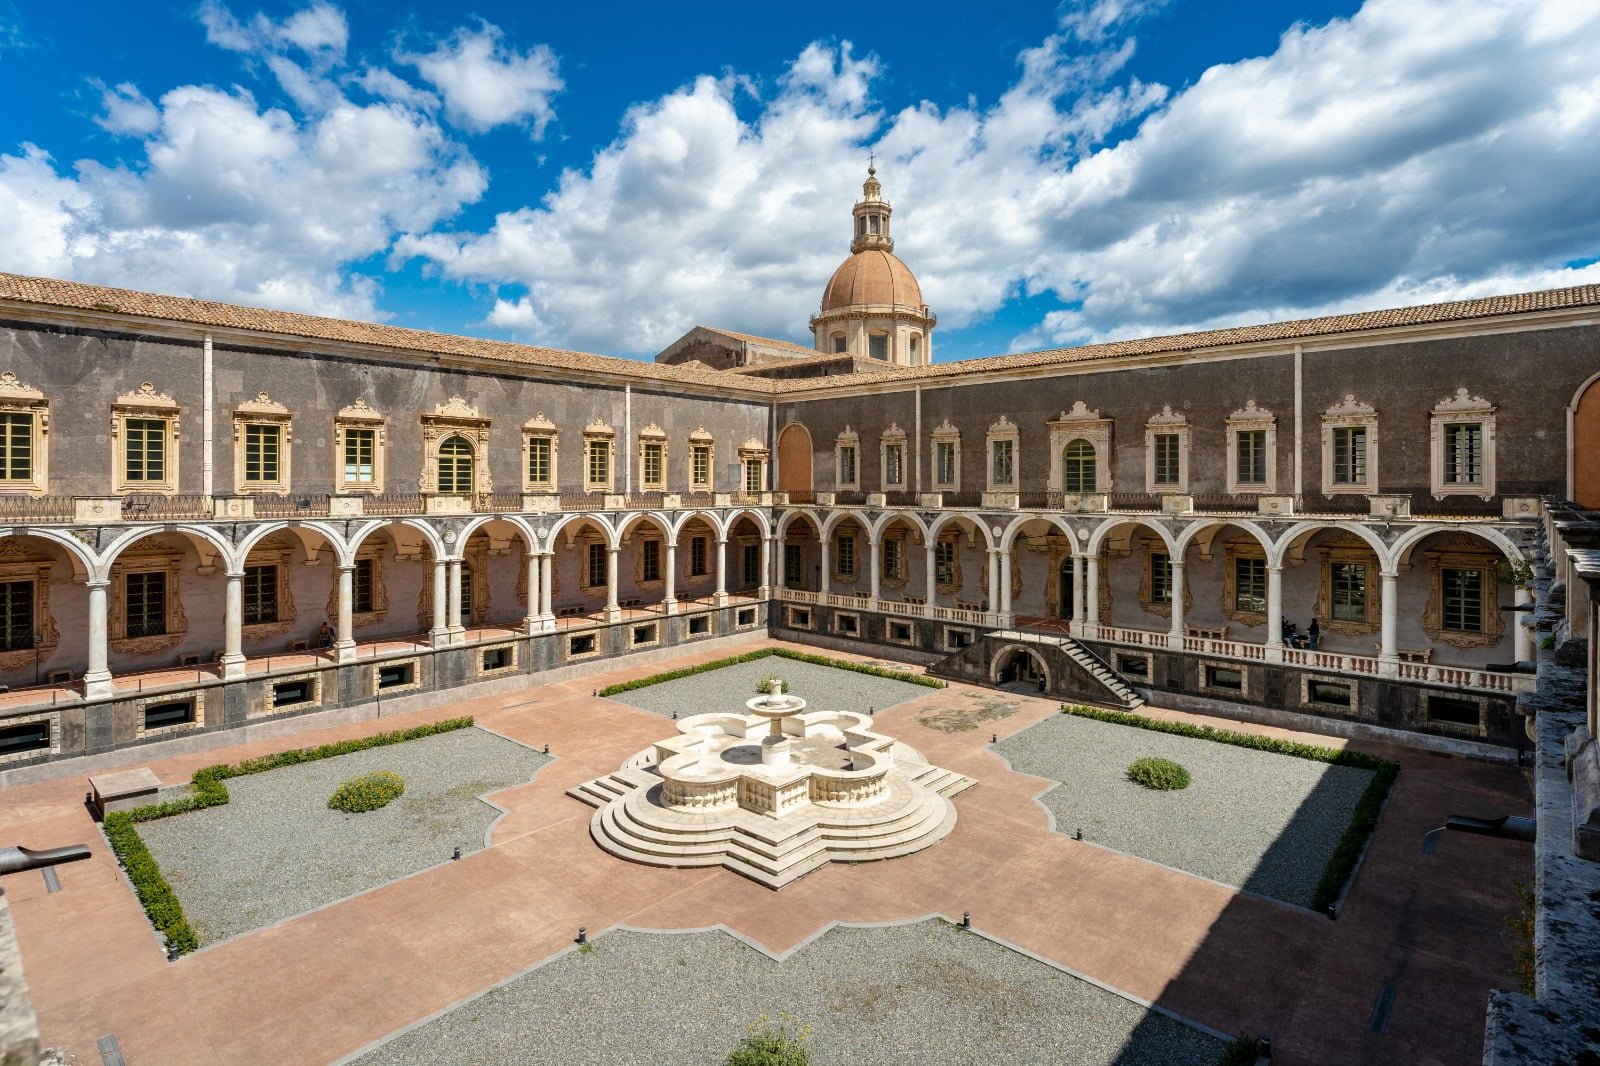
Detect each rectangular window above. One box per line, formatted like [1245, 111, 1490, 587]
[242, 564, 278, 626]
[244, 423, 281, 484]
[1236, 429, 1267, 486]
[1205, 665, 1244, 692]
[1332, 426, 1367, 486]
[744, 459, 763, 494]
[1331, 562, 1367, 622]
[690, 536, 709, 577]
[1427, 696, 1481, 728]
[1234, 557, 1266, 613]
[784, 544, 802, 586]
[833, 336, 847, 353]
[142, 700, 194, 730]
[688, 614, 709, 635]
[1308, 681, 1352, 707]
[935, 441, 957, 486]
[991, 439, 1014, 486]
[586, 542, 607, 588]
[836, 535, 856, 577]
[569, 633, 596, 656]
[124, 418, 168, 484]
[342, 427, 375, 484]
[0, 413, 34, 482]
[642, 540, 661, 583]
[884, 444, 904, 486]
[124, 571, 167, 638]
[632, 623, 658, 645]
[482, 647, 512, 671]
[353, 558, 375, 614]
[1150, 552, 1171, 604]
[0, 580, 32, 652]
[377, 663, 414, 690]
[586, 439, 611, 487]
[869, 334, 888, 360]
[642, 442, 664, 487]
[1443, 423, 1484, 485]
[691, 444, 711, 487]
[838, 445, 857, 485]
[0, 719, 49, 757]
[742, 544, 760, 587]
[935, 540, 956, 586]
[1442, 568, 1484, 632]
[1152, 433, 1181, 486]
[527, 436, 552, 486]
[883, 538, 903, 580]
[272, 679, 314, 707]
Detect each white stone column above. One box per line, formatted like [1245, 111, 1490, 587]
[999, 547, 1013, 625]
[1514, 584, 1534, 663]
[539, 552, 554, 623]
[664, 541, 678, 614]
[605, 546, 621, 621]
[336, 564, 357, 662]
[758, 534, 772, 598]
[83, 579, 113, 698]
[1379, 570, 1399, 671]
[221, 570, 246, 679]
[987, 548, 1001, 623]
[1071, 553, 1086, 629]
[924, 540, 938, 609]
[1265, 564, 1284, 663]
[868, 532, 882, 603]
[524, 550, 541, 634]
[1168, 559, 1186, 642]
[714, 536, 729, 606]
[1085, 554, 1101, 632]
[819, 537, 831, 596]
[430, 558, 449, 648]
[446, 558, 464, 643]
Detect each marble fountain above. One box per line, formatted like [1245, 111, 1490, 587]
[568, 681, 976, 888]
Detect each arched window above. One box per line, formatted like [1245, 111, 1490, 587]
[1062, 440, 1096, 493]
[909, 335, 920, 359]
[437, 435, 474, 495]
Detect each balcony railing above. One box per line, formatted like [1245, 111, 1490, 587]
[365, 492, 425, 516]
[120, 494, 212, 521]
[883, 491, 919, 507]
[560, 493, 606, 511]
[626, 492, 665, 509]
[0, 495, 76, 522]
[254, 493, 330, 519]
[475, 492, 524, 514]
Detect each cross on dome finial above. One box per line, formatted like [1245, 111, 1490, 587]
[868, 151, 876, 177]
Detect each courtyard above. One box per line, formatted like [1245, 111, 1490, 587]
[0, 639, 1532, 1065]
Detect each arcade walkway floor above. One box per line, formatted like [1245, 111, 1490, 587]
[0, 638, 1531, 1065]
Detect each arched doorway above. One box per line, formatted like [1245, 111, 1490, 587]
[1574, 374, 1600, 507]
[777, 422, 813, 495]
[995, 646, 1047, 690]
[1058, 556, 1074, 620]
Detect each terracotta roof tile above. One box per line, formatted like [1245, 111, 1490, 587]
[696, 326, 817, 355]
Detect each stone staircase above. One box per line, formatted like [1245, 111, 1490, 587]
[928, 629, 1145, 709]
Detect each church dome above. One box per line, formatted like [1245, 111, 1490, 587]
[820, 249, 924, 312]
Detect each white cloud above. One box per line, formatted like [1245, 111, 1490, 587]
[395, 0, 1600, 358]
[400, 22, 563, 136]
[0, 145, 95, 277]
[94, 82, 160, 136]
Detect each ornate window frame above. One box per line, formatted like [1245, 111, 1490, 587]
[880, 526, 912, 589]
[110, 382, 181, 496]
[333, 397, 385, 494]
[0, 372, 49, 496]
[688, 426, 714, 490]
[879, 423, 907, 490]
[986, 415, 1019, 491]
[1135, 535, 1187, 619]
[109, 538, 188, 654]
[931, 419, 961, 491]
[240, 534, 298, 639]
[833, 528, 859, 584]
[631, 529, 666, 589]
[1312, 535, 1380, 635]
[1225, 400, 1277, 494]
[1320, 395, 1379, 496]
[1048, 402, 1113, 494]
[340, 540, 390, 628]
[1144, 405, 1190, 494]
[1428, 388, 1496, 500]
[835, 426, 860, 490]
[0, 542, 58, 669]
[637, 422, 668, 491]
[1420, 533, 1505, 649]
[420, 396, 491, 495]
[1220, 539, 1268, 628]
[934, 533, 963, 595]
[232, 392, 292, 495]
[521, 412, 558, 492]
[583, 418, 615, 493]
[738, 437, 768, 494]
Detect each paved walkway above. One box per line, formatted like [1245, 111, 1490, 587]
[0, 639, 1530, 1065]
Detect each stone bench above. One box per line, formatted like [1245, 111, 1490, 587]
[89, 767, 161, 818]
[1185, 624, 1229, 641]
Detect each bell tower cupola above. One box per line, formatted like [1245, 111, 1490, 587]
[850, 161, 894, 254]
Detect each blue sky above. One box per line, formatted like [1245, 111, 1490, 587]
[1, 0, 1596, 362]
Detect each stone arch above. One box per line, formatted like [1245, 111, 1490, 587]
[870, 509, 931, 540]
[1176, 518, 1275, 558]
[671, 509, 726, 540]
[991, 644, 1051, 690]
[776, 422, 813, 494]
[3, 528, 95, 580]
[1570, 369, 1600, 507]
[929, 511, 996, 551]
[822, 508, 872, 540]
[460, 513, 537, 554]
[97, 524, 233, 581]
[616, 511, 673, 543]
[550, 513, 616, 550]
[0, 533, 93, 682]
[235, 521, 348, 571]
[721, 507, 772, 539]
[1389, 523, 1525, 570]
[1270, 520, 1391, 572]
[777, 510, 824, 540]
[344, 518, 447, 564]
[1085, 516, 1177, 557]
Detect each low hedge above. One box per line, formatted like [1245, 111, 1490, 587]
[329, 770, 406, 813]
[599, 648, 943, 697]
[1127, 756, 1190, 790]
[1062, 705, 1399, 913]
[105, 715, 474, 954]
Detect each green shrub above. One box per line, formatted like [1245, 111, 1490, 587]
[1062, 705, 1399, 913]
[598, 647, 943, 697]
[1540, 634, 1556, 650]
[755, 676, 790, 695]
[329, 771, 406, 813]
[726, 1014, 812, 1066]
[106, 715, 474, 953]
[1219, 1034, 1265, 1066]
[1127, 756, 1190, 790]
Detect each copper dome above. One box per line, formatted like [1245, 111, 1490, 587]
[820, 249, 924, 312]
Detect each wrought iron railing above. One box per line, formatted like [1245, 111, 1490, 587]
[120, 494, 212, 521]
[365, 493, 425, 516]
[0, 495, 75, 522]
[254, 493, 330, 519]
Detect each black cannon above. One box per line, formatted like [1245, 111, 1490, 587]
[0, 843, 92, 876]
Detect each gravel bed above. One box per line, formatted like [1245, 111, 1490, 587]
[606, 657, 934, 719]
[353, 919, 1222, 1066]
[137, 727, 550, 944]
[996, 714, 1372, 908]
